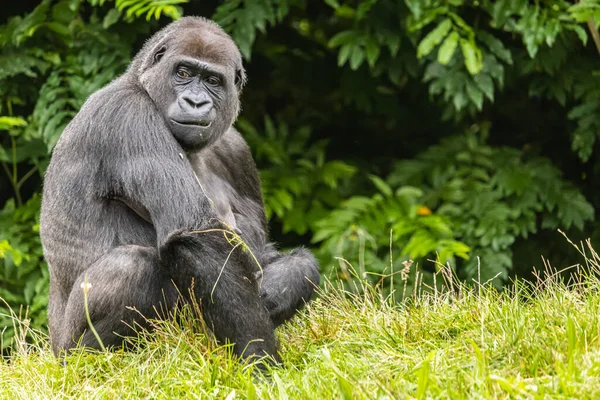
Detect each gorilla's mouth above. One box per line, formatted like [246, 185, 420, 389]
[171, 119, 212, 128]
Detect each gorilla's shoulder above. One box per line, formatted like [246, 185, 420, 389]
[66, 76, 157, 138]
[84, 75, 148, 112]
[217, 127, 251, 155]
[204, 128, 261, 199]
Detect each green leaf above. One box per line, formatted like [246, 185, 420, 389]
[460, 38, 483, 74]
[473, 73, 494, 101]
[452, 89, 468, 111]
[349, 46, 365, 70]
[46, 22, 70, 37]
[0, 240, 12, 258]
[569, 24, 588, 46]
[0, 117, 27, 130]
[387, 35, 401, 57]
[437, 31, 459, 65]
[324, 0, 340, 9]
[273, 189, 294, 211]
[369, 175, 393, 196]
[103, 8, 121, 29]
[523, 33, 539, 58]
[417, 19, 453, 59]
[568, 101, 598, 120]
[328, 30, 359, 48]
[365, 39, 380, 68]
[338, 44, 352, 66]
[478, 31, 513, 65]
[405, 0, 423, 19]
[465, 79, 484, 110]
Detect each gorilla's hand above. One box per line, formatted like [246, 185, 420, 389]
[255, 248, 320, 326]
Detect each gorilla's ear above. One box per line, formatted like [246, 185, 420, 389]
[234, 68, 246, 91]
[153, 46, 167, 65]
[138, 41, 169, 73]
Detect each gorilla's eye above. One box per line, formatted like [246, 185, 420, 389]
[176, 69, 192, 79]
[205, 76, 221, 86]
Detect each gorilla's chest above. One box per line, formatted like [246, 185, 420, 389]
[188, 159, 237, 229]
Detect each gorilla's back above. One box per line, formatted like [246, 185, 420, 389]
[40, 79, 157, 294]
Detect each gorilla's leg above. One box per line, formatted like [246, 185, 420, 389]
[53, 245, 175, 354]
[56, 237, 281, 364]
[256, 248, 320, 327]
[160, 230, 281, 363]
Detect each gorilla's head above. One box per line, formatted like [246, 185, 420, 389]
[130, 17, 246, 151]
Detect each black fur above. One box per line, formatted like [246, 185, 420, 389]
[39, 17, 320, 365]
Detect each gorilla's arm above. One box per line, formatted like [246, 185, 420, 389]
[196, 129, 321, 326]
[192, 129, 269, 249]
[86, 83, 218, 243]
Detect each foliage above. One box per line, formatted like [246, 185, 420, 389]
[0, 113, 46, 350]
[240, 116, 471, 292]
[313, 178, 470, 291]
[213, 0, 291, 60]
[0, 196, 47, 350]
[569, 69, 600, 162]
[389, 127, 594, 286]
[2, 0, 600, 347]
[239, 117, 356, 235]
[111, 0, 188, 21]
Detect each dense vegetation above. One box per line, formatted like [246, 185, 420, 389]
[1, 0, 599, 349]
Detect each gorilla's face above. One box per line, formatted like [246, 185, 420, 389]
[166, 57, 226, 149]
[139, 25, 245, 151]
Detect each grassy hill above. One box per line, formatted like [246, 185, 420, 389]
[2, 243, 600, 399]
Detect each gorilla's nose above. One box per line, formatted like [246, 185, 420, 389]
[182, 93, 211, 112]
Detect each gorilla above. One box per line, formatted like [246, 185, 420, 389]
[39, 17, 320, 365]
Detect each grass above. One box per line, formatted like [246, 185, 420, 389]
[3, 242, 600, 399]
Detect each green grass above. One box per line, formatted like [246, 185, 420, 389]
[3, 243, 600, 399]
